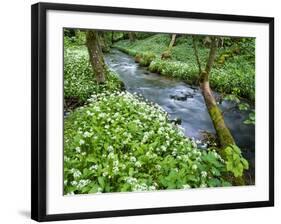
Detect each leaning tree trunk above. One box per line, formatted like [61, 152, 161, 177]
[161, 34, 177, 60]
[192, 36, 235, 148]
[86, 31, 106, 84]
[192, 36, 245, 185]
[199, 37, 235, 148]
[168, 34, 177, 51]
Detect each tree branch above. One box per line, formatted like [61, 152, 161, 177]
[192, 36, 202, 74]
[205, 36, 218, 74]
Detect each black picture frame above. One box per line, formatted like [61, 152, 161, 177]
[31, 2, 274, 222]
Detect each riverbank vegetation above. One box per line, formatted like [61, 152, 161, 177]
[115, 34, 255, 101]
[64, 45, 123, 110]
[63, 29, 254, 195]
[64, 91, 232, 194]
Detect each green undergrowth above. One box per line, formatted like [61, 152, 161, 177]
[114, 35, 255, 101]
[64, 30, 86, 48]
[64, 46, 122, 107]
[64, 91, 232, 195]
[63, 38, 251, 195]
[224, 145, 249, 178]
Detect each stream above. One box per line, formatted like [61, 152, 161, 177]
[105, 49, 255, 182]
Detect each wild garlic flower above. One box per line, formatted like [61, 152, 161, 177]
[77, 179, 91, 189]
[89, 164, 99, 171]
[75, 147, 81, 153]
[192, 164, 198, 170]
[83, 131, 91, 138]
[201, 171, 208, 178]
[155, 164, 161, 171]
[130, 156, 137, 163]
[107, 145, 114, 152]
[113, 160, 119, 167]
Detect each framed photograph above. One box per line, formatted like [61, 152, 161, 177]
[31, 2, 274, 222]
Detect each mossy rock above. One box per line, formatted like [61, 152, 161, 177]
[161, 50, 172, 60]
[138, 52, 156, 66]
[135, 54, 142, 63]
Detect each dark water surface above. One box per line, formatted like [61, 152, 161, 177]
[105, 49, 255, 181]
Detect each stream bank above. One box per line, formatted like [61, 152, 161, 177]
[105, 49, 255, 183]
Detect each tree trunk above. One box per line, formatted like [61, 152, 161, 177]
[99, 32, 110, 53]
[194, 36, 235, 148]
[192, 36, 202, 75]
[86, 31, 106, 84]
[192, 36, 245, 185]
[128, 32, 136, 42]
[111, 32, 114, 45]
[161, 34, 177, 60]
[199, 71, 235, 148]
[168, 34, 177, 51]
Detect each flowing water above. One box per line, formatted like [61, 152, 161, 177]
[105, 49, 255, 182]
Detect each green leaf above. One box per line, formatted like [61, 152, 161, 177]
[98, 177, 105, 188]
[129, 167, 134, 177]
[89, 184, 100, 193]
[241, 158, 249, 170]
[207, 178, 221, 187]
[238, 103, 250, 111]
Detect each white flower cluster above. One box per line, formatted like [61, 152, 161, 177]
[131, 182, 157, 192]
[130, 156, 137, 163]
[64, 89, 228, 195]
[107, 145, 114, 152]
[155, 164, 161, 171]
[89, 164, 99, 171]
[141, 132, 150, 143]
[108, 152, 115, 160]
[77, 179, 91, 189]
[132, 183, 149, 192]
[112, 159, 119, 174]
[201, 171, 208, 178]
[83, 131, 92, 138]
[145, 151, 157, 159]
[125, 177, 138, 185]
[70, 168, 82, 179]
[75, 147, 81, 153]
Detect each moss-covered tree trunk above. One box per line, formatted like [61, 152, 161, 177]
[192, 36, 235, 148]
[199, 37, 235, 148]
[192, 36, 245, 185]
[86, 31, 106, 84]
